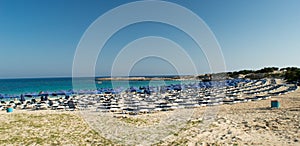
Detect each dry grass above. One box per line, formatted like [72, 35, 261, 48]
[0, 111, 114, 145]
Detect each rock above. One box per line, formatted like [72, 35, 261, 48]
[272, 125, 279, 129]
[242, 121, 248, 124]
[244, 124, 251, 128]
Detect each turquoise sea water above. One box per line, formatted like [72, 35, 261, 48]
[0, 77, 196, 96]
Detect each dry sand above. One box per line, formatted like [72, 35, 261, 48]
[159, 88, 300, 146]
[0, 88, 299, 145]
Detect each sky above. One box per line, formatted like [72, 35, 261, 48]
[0, 0, 299, 78]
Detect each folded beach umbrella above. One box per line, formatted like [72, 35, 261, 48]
[20, 94, 25, 102]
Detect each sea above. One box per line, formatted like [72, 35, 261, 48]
[0, 77, 198, 96]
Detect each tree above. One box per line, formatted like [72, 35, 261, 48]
[284, 67, 300, 83]
[255, 67, 279, 73]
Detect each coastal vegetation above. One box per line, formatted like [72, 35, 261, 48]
[281, 67, 300, 83]
[226, 67, 300, 83]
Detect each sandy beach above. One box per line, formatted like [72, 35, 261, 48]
[0, 85, 299, 145]
[161, 87, 300, 146]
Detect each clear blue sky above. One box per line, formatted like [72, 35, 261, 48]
[0, 0, 299, 78]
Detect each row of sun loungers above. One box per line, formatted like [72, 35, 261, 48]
[72, 79, 297, 115]
[0, 79, 298, 114]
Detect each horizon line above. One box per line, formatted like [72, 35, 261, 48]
[1, 65, 299, 80]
